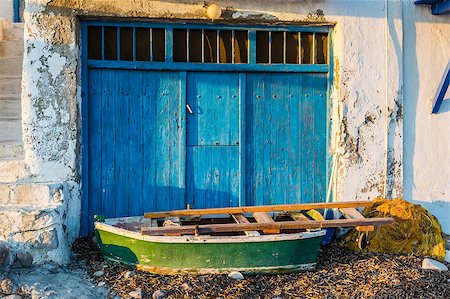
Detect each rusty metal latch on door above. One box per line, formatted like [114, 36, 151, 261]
[186, 104, 193, 114]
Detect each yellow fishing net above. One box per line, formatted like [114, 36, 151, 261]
[340, 198, 446, 261]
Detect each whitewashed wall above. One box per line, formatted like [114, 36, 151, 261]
[403, 3, 450, 233]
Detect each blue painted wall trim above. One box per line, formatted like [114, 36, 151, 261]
[87, 60, 329, 73]
[432, 0, 450, 15]
[13, 0, 20, 22]
[415, 0, 450, 15]
[414, 0, 440, 4]
[80, 22, 89, 235]
[326, 30, 334, 203]
[432, 61, 450, 114]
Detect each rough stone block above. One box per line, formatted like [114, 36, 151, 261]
[31, 228, 58, 250]
[0, 185, 11, 204]
[0, 160, 28, 182]
[14, 184, 50, 205]
[0, 183, 71, 267]
[0, 183, 64, 207]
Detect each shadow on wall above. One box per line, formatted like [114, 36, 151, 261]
[385, 1, 404, 199]
[402, 7, 419, 203]
[43, 0, 450, 23]
[402, 4, 450, 234]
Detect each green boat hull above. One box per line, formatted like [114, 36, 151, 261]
[95, 219, 325, 275]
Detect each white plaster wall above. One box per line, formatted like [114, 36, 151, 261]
[0, 0, 13, 21]
[403, 2, 450, 233]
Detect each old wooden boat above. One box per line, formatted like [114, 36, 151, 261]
[94, 201, 393, 275]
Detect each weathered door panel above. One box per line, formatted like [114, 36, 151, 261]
[87, 69, 185, 225]
[186, 146, 240, 208]
[186, 72, 240, 146]
[186, 72, 240, 208]
[245, 73, 327, 205]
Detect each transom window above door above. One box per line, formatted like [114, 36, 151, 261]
[86, 22, 330, 68]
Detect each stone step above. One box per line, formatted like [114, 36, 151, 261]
[0, 56, 23, 76]
[0, 119, 22, 142]
[0, 142, 23, 160]
[0, 183, 65, 205]
[0, 76, 21, 95]
[0, 198, 69, 266]
[0, 40, 23, 58]
[0, 159, 28, 182]
[0, 22, 24, 41]
[0, 97, 21, 119]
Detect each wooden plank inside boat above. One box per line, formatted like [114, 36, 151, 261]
[253, 212, 280, 234]
[144, 201, 373, 218]
[231, 214, 260, 236]
[339, 208, 375, 232]
[289, 212, 311, 222]
[141, 217, 394, 236]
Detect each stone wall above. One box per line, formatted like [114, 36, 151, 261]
[0, 183, 71, 265]
[0, 0, 447, 266]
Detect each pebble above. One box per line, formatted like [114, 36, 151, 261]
[181, 282, 191, 291]
[97, 281, 105, 287]
[0, 295, 22, 299]
[93, 270, 104, 277]
[129, 289, 142, 299]
[0, 278, 14, 295]
[152, 289, 167, 299]
[228, 271, 244, 280]
[124, 270, 135, 278]
[421, 258, 448, 271]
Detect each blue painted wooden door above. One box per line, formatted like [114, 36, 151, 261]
[245, 73, 328, 205]
[86, 69, 186, 228]
[186, 72, 240, 208]
[85, 70, 327, 232]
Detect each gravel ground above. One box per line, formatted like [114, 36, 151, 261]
[73, 237, 450, 299]
[6, 265, 108, 299]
